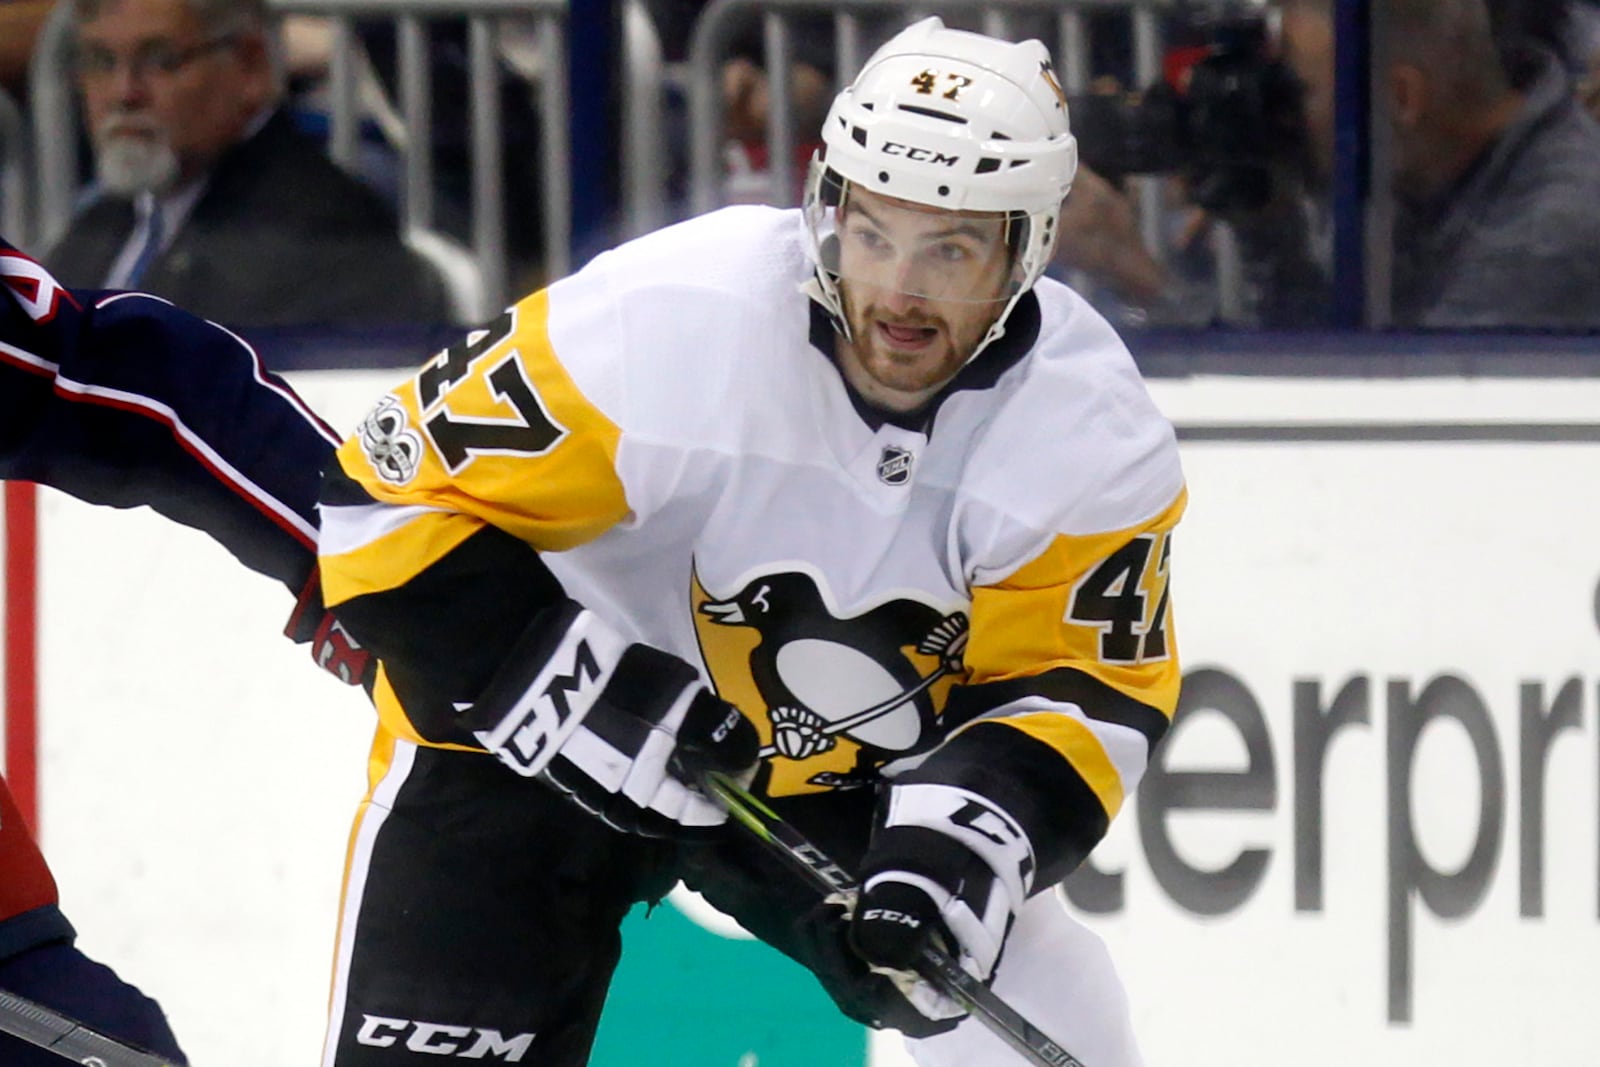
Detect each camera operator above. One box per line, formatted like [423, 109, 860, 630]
[1055, 1, 1334, 328]
[1057, 0, 1600, 330]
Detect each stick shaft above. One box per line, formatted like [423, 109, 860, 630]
[0, 988, 179, 1067]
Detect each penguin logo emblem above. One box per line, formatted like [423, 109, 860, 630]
[876, 445, 914, 486]
[694, 569, 967, 792]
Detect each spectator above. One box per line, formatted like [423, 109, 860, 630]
[1224, 0, 1336, 327]
[642, 1, 836, 209]
[1577, 1, 1600, 71]
[44, 0, 450, 329]
[1387, 0, 1600, 327]
[1578, 0, 1600, 120]
[1583, 48, 1600, 122]
[1056, 0, 1600, 330]
[1523, 0, 1600, 120]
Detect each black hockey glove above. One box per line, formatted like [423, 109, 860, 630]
[848, 781, 1035, 1022]
[459, 600, 759, 837]
[792, 893, 963, 1039]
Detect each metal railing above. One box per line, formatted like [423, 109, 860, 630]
[620, 0, 670, 240]
[0, 87, 30, 246]
[27, 0, 77, 249]
[684, 0, 1178, 217]
[25, 0, 569, 315]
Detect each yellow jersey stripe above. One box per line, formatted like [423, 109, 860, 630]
[1000, 709, 1127, 817]
[967, 488, 1186, 716]
[320, 503, 485, 606]
[338, 288, 630, 554]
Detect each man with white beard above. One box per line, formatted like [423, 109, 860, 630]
[44, 0, 449, 329]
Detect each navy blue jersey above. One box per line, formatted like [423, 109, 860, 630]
[0, 241, 367, 1065]
[1, 238, 339, 592]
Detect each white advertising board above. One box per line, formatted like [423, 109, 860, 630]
[17, 370, 1600, 1066]
[1114, 375, 1600, 1066]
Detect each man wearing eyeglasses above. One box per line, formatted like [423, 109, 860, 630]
[44, 0, 450, 329]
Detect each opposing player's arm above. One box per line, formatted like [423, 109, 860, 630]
[1, 238, 381, 687]
[0, 240, 338, 593]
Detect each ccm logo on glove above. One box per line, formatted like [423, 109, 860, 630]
[461, 600, 759, 836]
[710, 706, 745, 743]
[473, 618, 620, 774]
[860, 907, 924, 929]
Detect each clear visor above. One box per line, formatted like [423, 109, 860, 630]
[806, 169, 1024, 306]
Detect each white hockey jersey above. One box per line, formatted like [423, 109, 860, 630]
[320, 205, 1185, 883]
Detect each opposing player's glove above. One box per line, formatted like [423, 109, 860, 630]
[848, 781, 1035, 1022]
[459, 600, 759, 836]
[284, 569, 375, 689]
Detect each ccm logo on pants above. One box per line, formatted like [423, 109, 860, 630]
[356, 1016, 535, 1061]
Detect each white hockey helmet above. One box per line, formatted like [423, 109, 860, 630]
[803, 17, 1079, 354]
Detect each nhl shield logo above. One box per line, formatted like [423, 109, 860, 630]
[876, 445, 914, 486]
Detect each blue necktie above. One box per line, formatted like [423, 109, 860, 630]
[124, 204, 165, 287]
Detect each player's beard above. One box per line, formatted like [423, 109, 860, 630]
[839, 287, 997, 403]
[93, 123, 180, 198]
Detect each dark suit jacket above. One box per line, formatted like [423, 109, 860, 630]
[46, 110, 451, 329]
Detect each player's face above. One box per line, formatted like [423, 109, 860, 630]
[832, 188, 1013, 413]
[75, 0, 273, 194]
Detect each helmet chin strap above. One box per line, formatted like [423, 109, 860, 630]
[966, 279, 1033, 366]
[801, 273, 850, 341]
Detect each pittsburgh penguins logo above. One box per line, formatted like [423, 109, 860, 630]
[694, 568, 967, 793]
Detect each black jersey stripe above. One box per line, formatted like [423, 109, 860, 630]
[903, 720, 1112, 888]
[321, 461, 381, 507]
[331, 524, 567, 743]
[943, 666, 1171, 755]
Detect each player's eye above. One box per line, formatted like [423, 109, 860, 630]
[850, 226, 889, 252]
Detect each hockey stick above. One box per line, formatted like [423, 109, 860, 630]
[699, 771, 1088, 1067]
[0, 988, 180, 1067]
[757, 663, 951, 760]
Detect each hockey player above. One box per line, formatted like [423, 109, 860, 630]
[319, 18, 1183, 1067]
[0, 238, 368, 1063]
